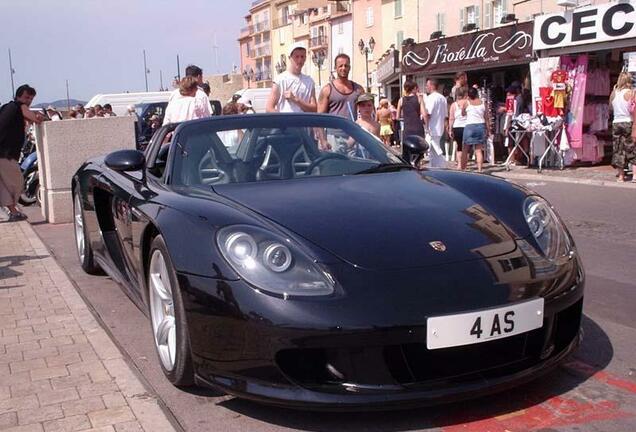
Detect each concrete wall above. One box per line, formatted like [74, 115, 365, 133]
[204, 73, 245, 104]
[36, 116, 136, 224]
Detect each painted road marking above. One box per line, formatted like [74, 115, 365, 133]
[437, 360, 635, 431]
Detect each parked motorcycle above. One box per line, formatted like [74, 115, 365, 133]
[18, 138, 39, 206]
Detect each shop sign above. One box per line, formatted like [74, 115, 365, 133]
[402, 22, 533, 75]
[534, 1, 636, 51]
[377, 50, 400, 83]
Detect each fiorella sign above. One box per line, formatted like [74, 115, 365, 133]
[402, 22, 533, 75]
[534, 1, 636, 50]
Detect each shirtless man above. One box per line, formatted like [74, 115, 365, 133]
[376, 98, 393, 147]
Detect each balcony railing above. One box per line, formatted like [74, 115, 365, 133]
[254, 68, 272, 82]
[254, 21, 270, 33]
[309, 35, 328, 48]
[249, 45, 272, 58]
[333, 1, 351, 14]
[273, 16, 292, 28]
[240, 26, 251, 37]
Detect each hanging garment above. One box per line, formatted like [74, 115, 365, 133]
[561, 55, 588, 149]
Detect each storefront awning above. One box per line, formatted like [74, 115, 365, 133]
[402, 22, 534, 76]
[377, 50, 400, 84]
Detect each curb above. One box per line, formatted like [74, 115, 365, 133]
[17, 221, 181, 432]
[491, 171, 636, 189]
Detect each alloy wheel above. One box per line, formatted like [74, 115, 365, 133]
[149, 249, 177, 371]
[73, 193, 85, 263]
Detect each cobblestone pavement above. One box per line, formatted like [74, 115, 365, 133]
[0, 218, 178, 432]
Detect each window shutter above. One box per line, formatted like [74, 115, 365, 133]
[485, 2, 492, 28]
[502, 0, 508, 15]
[475, 4, 481, 28]
[460, 8, 464, 31]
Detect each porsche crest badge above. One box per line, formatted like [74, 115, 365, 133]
[429, 241, 447, 252]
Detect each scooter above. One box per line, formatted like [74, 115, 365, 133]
[18, 140, 39, 206]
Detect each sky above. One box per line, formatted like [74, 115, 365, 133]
[0, 0, 248, 104]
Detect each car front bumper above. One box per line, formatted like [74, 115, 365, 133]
[178, 259, 584, 410]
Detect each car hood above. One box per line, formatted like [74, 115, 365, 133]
[214, 171, 518, 270]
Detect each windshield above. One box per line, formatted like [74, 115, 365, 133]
[169, 115, 405, 186]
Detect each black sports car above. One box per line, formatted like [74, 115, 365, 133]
[72, 114, 584, 409]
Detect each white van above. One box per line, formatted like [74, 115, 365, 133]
[233, 88, 271, 113]
[86, 91, 172, 116]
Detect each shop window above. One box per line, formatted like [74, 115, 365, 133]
[395, 0, 403, 18]
[366, 7, 374, 27]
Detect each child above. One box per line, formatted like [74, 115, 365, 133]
[355, 93, 380, 138]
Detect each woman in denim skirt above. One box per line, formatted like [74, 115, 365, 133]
[462, 87, 489, 172]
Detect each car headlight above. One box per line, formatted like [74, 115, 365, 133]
[523, 196, 572, 261]
[217, 225, 334, 297]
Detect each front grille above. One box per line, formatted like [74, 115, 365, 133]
[275, 299, 583, 391]
[390, 329, 546, 386]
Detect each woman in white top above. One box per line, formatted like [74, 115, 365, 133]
[162, 77, 208, 125]
[448, 87, 468, 170]
[461, 87, 490, 172]
[609, 72, 636, 182]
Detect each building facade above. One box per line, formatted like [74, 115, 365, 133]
[330, 2, 354, 78]
[239, 0, 274, 89]
[239, 1, 610, 94]
[351, 0, 383, 90]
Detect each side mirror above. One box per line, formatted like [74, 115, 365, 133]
[402, 135, 429, 153]
[105, 149, 145, 172]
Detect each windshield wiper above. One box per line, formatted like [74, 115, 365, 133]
[354, 163, 416, 175]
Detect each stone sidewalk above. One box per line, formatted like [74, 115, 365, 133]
[0, 219, 178, 432]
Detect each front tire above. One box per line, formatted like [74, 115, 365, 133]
[148, 235, 194, 387]
[73, 190, 100, 274]
[19, 170, 38, 205]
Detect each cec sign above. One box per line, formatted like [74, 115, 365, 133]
[534, 1, 636, 50]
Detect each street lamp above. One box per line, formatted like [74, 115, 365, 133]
[242, 66, 255, 89]
[358, 37, 376, 92]
[8, 49, 16, 96]
[311, 48, 327, 87]
[143, 49, 150, 92]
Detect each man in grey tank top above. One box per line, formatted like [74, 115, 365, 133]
[317, 54, 365, 151]
[318, 54, 365, 120]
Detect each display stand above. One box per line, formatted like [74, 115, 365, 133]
[503, 129, 531, 171]
[537, 126, 565, 173]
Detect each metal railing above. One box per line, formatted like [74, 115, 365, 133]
[249, 45, 272, 58]
[309, 35, 328, 48]
[254, 68, 272, 81]
[273, 16, 292, 28]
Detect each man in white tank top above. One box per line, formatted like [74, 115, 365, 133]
[266, 43, 317, 113]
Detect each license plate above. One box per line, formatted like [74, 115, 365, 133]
[426, 298, 544, 350]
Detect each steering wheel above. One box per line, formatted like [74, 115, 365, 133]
[304, 152, 349, 175]
[198, 151, 228, 185]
